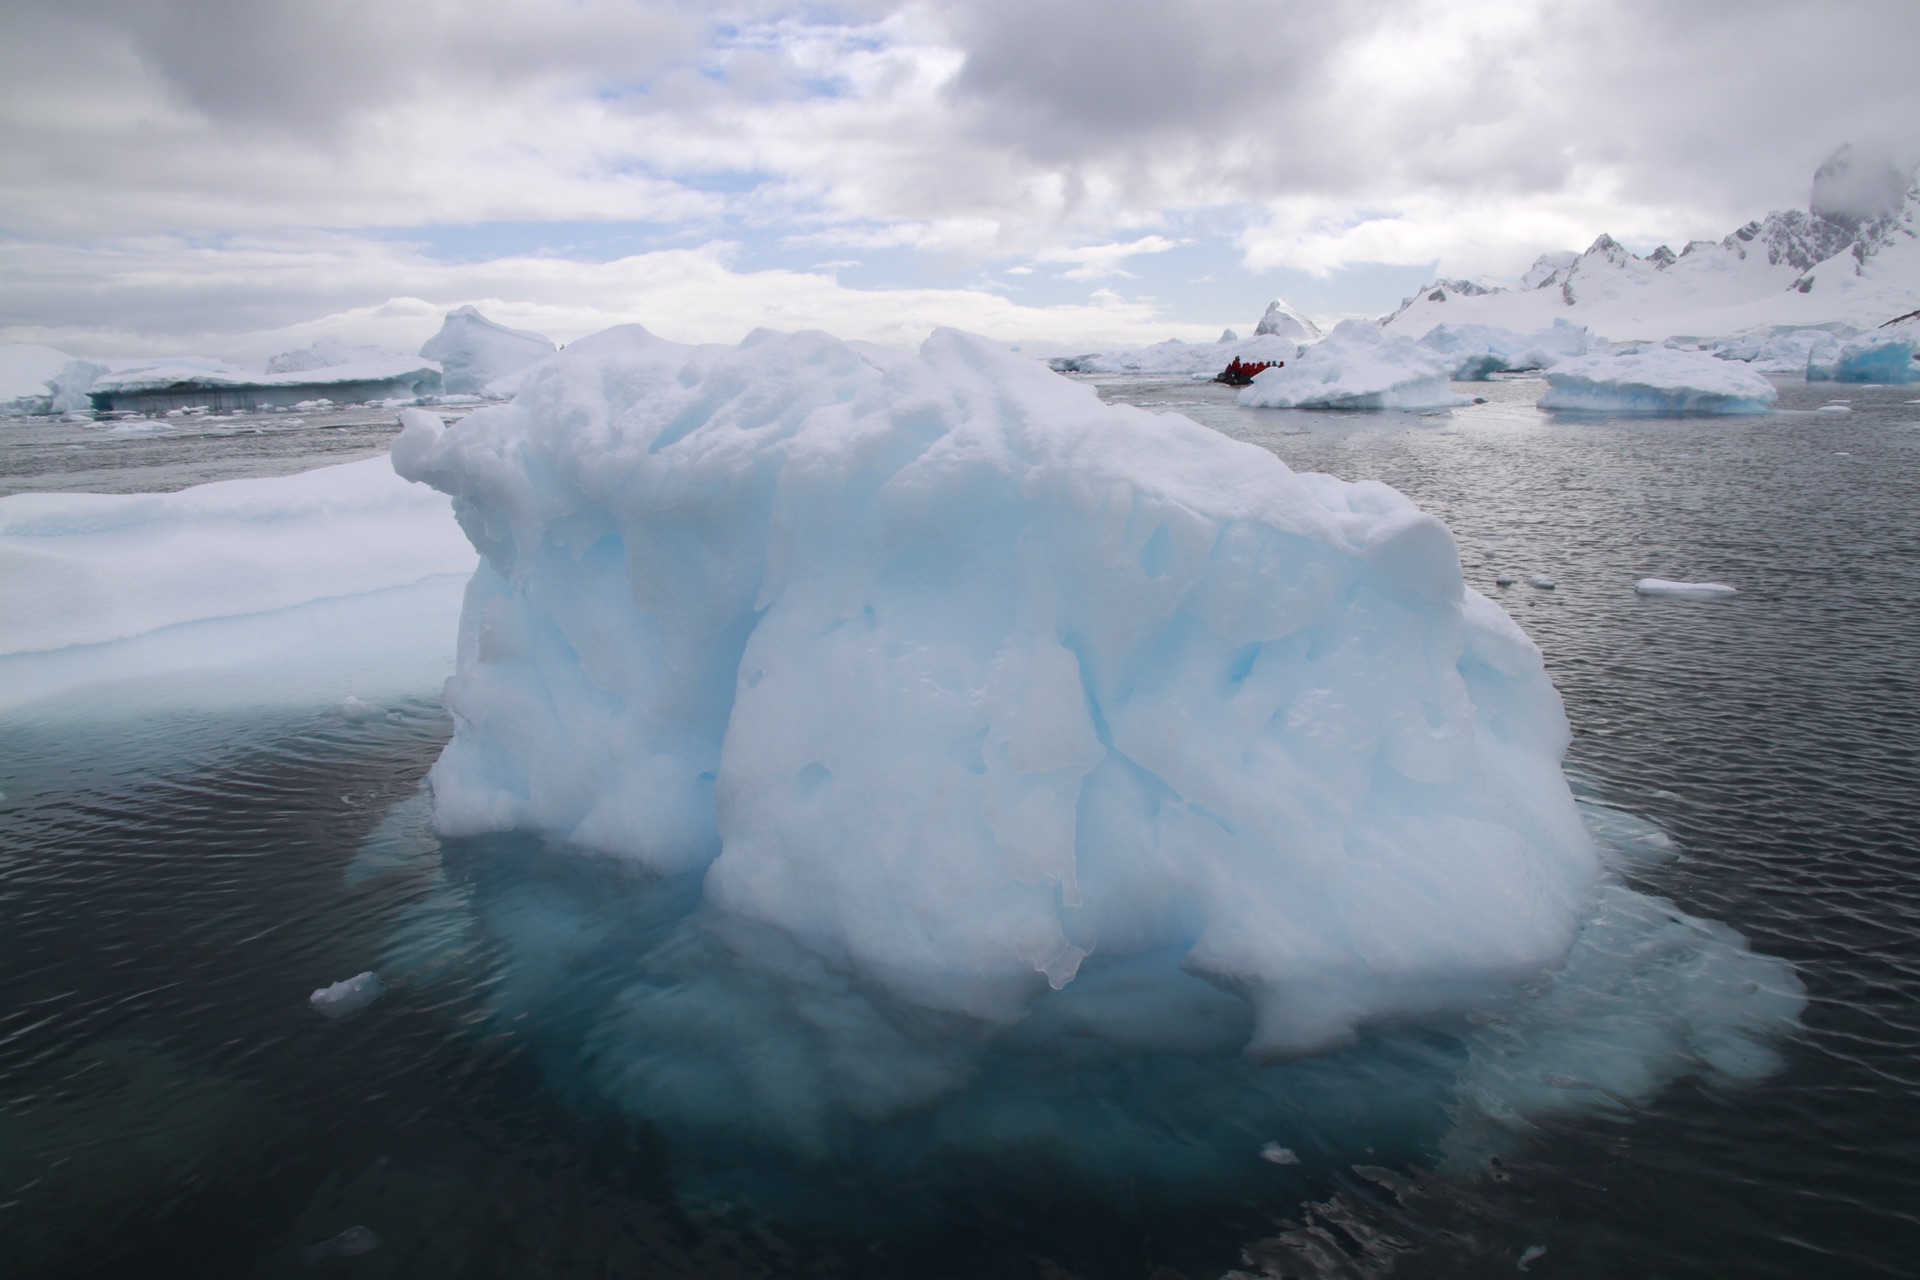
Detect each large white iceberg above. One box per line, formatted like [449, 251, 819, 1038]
[419, 305, 557, 395]
[394, 325, 1597, 1057]
[1238, 321, 1469, 411]
[1538, 350, 1779, 414]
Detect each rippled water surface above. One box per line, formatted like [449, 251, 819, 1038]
[3, 378, 1917, 1277]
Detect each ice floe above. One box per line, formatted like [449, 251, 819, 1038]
[1635, 579, 1738, 598]
[1538, 350, 1779, 414]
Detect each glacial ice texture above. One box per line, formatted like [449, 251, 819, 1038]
[396, 325, 1602, 1061]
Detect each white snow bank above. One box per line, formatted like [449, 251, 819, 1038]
[395, 324, 1597, 1057]
[0, 343, 74, 413]
[1417, 321, 1595, 380]
[1239, 321, 1470, 411]
[1048, 332, 1298, 376]
[1635, 578, 1738, 598]
[310, 971, 386, 1017]
[0, 457, 477, 658]
[1808, 319, 1920, 383]
[1538, 350, 1779, 414]
[419, 305, 556, 394]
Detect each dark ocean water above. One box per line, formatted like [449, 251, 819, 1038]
[1, 377, 1916, 1278]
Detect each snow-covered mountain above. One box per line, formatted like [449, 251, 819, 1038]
[1383, 146, 1920, 341]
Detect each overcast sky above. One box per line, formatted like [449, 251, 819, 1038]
[3, 0, 1916, 358]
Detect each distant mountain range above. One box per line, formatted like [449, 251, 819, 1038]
[1383, 145, 1920, 340]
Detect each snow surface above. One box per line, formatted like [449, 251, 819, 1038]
[1238, 320, 1469, 411]
[0, 457, 477, 658]
[1538, 350, 1779, 414]
[1636, 579, 1738, 598]
[395, 324, 1598, 1057]
[419, 305, 556, 395]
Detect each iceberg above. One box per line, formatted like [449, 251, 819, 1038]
[85, 358, 444, 413]
[0, 457, 476, 698]
[419, 305, 557, 395]
[1538, 350, 1779, 414]
[0, 343, 78, 415]
[1238, 320, 1469, 411]
[394, 324, 1597, 1059]
[1417, 321, 1595, 380]
[1708, 326, 1851, 375]
[1807, 318, 1920, 383]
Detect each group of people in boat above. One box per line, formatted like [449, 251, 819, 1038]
[1213, 357, 1283, 385]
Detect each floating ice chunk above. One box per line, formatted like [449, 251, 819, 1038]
[1815, 403, 1851, 413]
[1807, 320, 1920, 384]
[0, 343, 76, 415]
[1538, 350, 1778, 414]
[1635, 578, 1737, 598]
[0, 457, 476, 658]
[420, 305, 555, 394]
[1495, 572, 1518, 586]
[338, 695, 380, 720]
[1527, 574, 1556, 589]
[1260, 1142, 1301, 1165]
[396, 324, 1599, 1059]
[309, 971, 385, 1017]
[1240, 320, 1470, 411]
[1518, 1244, 1548, 1271]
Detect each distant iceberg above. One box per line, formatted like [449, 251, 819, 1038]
[1807, 317, 1920, 384]
[85, 357, 444, 413]
[1253, 298, 1323, 344]
[1417, 321, 1595, 380]
[1538, 350, 1779, 414]
[395, 324, 1595, 1058]
[0, 344, 77, 415]
[1239, 320, 1469, 411]
[419, 305, 556, 394]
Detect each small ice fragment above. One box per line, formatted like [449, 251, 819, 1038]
[1834, 451, 1850, 456]
[1815, 404, 1851, 413]
[1527, 574, 1555, 589]
[1260, 1142, 1301, 1165]
[339, 695, 379, 721]
[1518, 1244, 1547, 1271]
[1651, 789, 1680, 799]
[1495, 572, 1517, 586]
[302, 1225, 380, 1265]
[310, 971, 385, 1018]
[1635, 578, 1737, 599]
